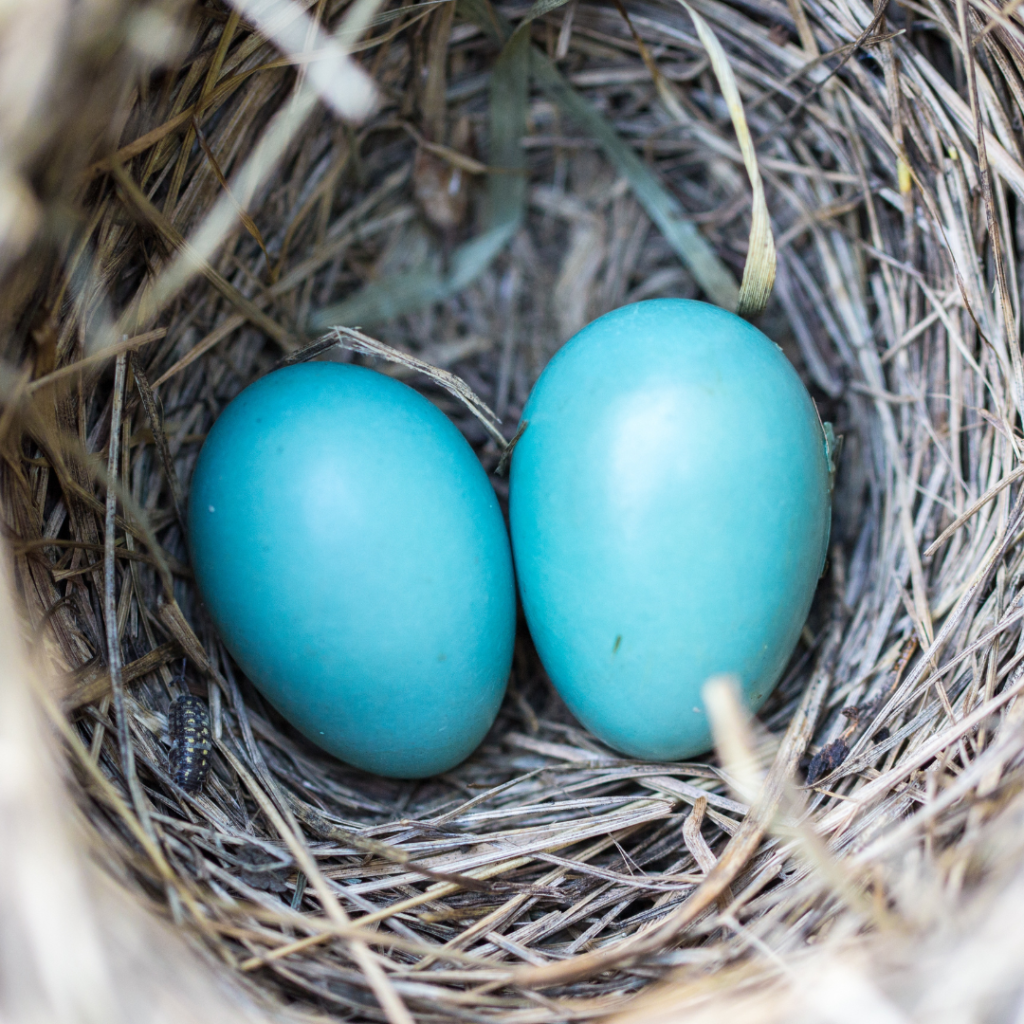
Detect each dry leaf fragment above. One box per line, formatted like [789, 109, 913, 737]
[414, 148, 469, 230]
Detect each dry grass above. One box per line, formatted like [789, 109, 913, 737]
[4, 0, 1024, 1020]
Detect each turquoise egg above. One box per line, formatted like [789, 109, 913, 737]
[188, 363, 516, 778]
[509, 299, 832, 761]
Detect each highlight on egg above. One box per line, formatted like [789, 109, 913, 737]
[509, 298, 833, 762]
[188, 362, 516, 779]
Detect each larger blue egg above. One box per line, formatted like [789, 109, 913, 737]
[188, 363, 516, 778]
[509, 299, 831, 761]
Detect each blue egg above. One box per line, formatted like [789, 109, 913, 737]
[188, 363, 516, 778]
[509, 299, 832, 761]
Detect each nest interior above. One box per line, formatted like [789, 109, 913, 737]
[5, 0, 1024, 1019]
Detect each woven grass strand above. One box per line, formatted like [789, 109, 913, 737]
[675, 0, 777, 317]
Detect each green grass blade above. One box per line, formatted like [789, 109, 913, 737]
[312, 0, 527, 330]
[309, 222, 516, 328]
[314, 0, 738, 330]
[487, 23, 529, 230]
[529, 49, 739, 310]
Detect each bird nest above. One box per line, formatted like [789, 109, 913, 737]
[4, 0, 1024, 1020]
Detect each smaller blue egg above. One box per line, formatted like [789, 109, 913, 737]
[188, 363, 516, 778]
[509, 299, 832, 761]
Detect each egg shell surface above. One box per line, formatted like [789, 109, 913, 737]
[188, 362, 516, 778]
[509, 299, 832, 761]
